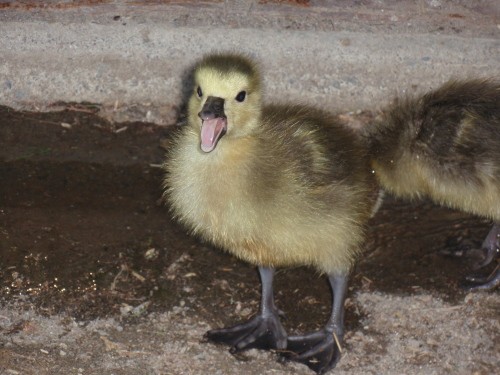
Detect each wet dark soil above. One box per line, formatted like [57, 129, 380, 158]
[0, 105, 497, 374]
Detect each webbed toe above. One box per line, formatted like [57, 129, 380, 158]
[279, 329, 342, 374]
[205, 312, 287, 353]
[462, 265, 500, 291]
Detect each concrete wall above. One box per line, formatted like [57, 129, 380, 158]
[1, 1, 499, 124]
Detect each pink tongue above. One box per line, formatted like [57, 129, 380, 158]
[201, 118, 226, 153]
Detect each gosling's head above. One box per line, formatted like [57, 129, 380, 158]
[188, 53, 262, 153]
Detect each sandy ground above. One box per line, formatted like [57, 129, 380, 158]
[0, 292, 498, 375]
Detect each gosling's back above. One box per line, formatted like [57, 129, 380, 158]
[366, 79, 500, 221]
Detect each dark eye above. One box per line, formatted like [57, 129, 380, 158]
[235, 91, 246, 102]
[197, 86, 203, 97]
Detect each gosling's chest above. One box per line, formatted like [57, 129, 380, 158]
[169, 148, 257, 231]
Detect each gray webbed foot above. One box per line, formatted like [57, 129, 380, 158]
[462, 265, 500, 291]
[280, 329, 342, 374]
[279, 272, 348, 374]
[442, 223, 499, 291]
[205, 311, 287, 352]
[464, 223, 499, 290]
[205, 266, 287, 353]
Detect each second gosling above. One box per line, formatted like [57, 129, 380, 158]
[365, 79, 500, 290]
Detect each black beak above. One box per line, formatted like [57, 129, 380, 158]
[198, 96, 225, 121]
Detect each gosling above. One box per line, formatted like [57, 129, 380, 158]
[365, 79, 500, 290]
[164, 53, 376, 373]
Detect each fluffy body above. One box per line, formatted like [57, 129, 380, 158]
[166, 104, 373, 274]
[366, 79, 500, 221]
[165, 54, 374, 276]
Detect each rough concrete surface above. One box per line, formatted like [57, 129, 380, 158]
[1, 0, 499, 123]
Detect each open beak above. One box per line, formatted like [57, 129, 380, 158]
[198, 96, 228, 153]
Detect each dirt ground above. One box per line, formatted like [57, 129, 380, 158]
[0, 105, 498, 374]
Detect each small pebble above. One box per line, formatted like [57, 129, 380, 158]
[144, 248, 159, 260]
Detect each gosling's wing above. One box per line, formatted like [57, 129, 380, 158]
[261, 104, 368, 188]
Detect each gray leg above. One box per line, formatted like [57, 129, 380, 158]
[205, 266, 287, 352]
[281, 273, 349, 374]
